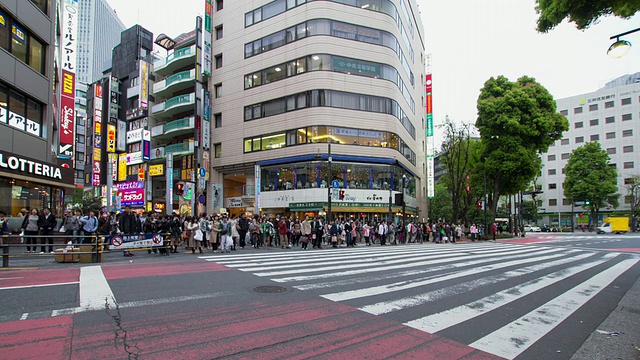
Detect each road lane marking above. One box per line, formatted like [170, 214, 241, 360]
[470, 257, 639, 360]
[20, 313, 28, 320]
[405, 253, 619, 333]
[323, 248, 571, 302]
[269, 247, 552, 282]
[79, 266, 116, 311]
[0, 282, 78, 290]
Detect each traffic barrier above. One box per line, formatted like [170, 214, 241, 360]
[0, 233, 172, 267]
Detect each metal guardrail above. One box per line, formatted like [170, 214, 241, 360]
[0, 233, 171, 268]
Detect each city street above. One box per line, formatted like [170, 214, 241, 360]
[502, 231, 640, 253]
[1, 241, 639, 359]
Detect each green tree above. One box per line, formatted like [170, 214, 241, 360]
[536, 0, 640, 32]
[625, 175, 640, 230]
[69, 189, 102, 214]
[428, 182, 453, 223]
[475, 75, 568, 225]
[521, 200, 540, 223]
[439, 117, 475, 224]
[564, 142, 620, 226]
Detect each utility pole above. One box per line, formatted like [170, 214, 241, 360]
[402, 174, 407, 232]
[327, 142, 332, 223]
[483, 170, 488, 238]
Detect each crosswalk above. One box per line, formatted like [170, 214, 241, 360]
[199, 243, 639, 359]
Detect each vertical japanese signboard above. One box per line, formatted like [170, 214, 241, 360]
[140, 61, 149, 110]
[58, 0, 78, 161]
[202, 90, 210, 150]
[425, 54, 435, 199]
[202, 0, 212, 77]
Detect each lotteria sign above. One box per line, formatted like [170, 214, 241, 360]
[0, 150, 74, 184]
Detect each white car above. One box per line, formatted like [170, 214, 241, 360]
[524, 225, 541, 232]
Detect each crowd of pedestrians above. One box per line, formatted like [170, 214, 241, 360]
[7, 206, 497, 255]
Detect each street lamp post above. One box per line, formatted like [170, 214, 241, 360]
[607, 27, 640, 58]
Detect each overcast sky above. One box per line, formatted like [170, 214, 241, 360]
[106, 0, 640, 140]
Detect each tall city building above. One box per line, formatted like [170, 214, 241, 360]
[84, 25, 155, 210]
[206, 0, 427, 221]
[76, 0, 125, 84]
[539, 73, 640, 227]
[0, 0, 76, 218]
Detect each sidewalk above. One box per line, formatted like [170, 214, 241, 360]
[570, 275, 640, 360]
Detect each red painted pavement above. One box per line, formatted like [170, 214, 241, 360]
[0, 268, 79, 288]
[101, 261, 230, 280]
[0, 315, 73, 359]
[65, 299, 503, 360]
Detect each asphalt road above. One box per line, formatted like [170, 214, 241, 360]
[1, 241, 639, 359]
[502, 231, 640, 253]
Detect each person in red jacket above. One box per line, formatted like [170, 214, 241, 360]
[277, 215, 290, 248]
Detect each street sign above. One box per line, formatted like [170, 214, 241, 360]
[198, 194, 206, 204]
[332, 180, 339, 188]
[199, 167, 206, 178]
[574, 201, 585, 206]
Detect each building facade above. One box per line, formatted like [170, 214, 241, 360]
[0, 0, 75, 218]
[208, 0, 427, 222]
[76, 0, 125, 84]
[84, 25, 155, 211]
[539, 74, 640, 227]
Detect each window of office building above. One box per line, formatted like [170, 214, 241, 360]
[623, 129, 633, 137]
[606, 132, 615, 139]
[607, 147, 616, 155]
[549, 199, 557, 206]
[561, 153, 569, 160]
[623, 145, 634, 153]
[215, 25, 223, 40]
[574, 121, 583, 129]
[214, 113, 221, 128]
[0, 12, 45, 74]
[589, 104, 598, 111]
[214, 143, 221, 158]
[244, 89, 416, 139]
[216, 0, 223, 11]
[215, 54, 222, 69]
[605, 116, 615, 123]
[214, 83, 222, 98]
[549, 183, 557, 189]
[589, 119, 598, 126]
[559, 109, 568, 116]
[621, 97, 631, 105]
[575, 136, 584, 143]
[604, 101, 614, 108]
[624, 162, 634, 169]
[1, 84, 43, 137]
[29, 0, 49, 14]
[560, 138, 569, 145]
[548, 169, 556, 175]
[547, 154, 556, 161]
[590, 134, 599, 141]
[563, 198, 571, 206]
[574, 107, 583, 114]
[622, 113, 632, 121]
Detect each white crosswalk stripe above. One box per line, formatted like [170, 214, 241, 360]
[199, 243, 639, 359]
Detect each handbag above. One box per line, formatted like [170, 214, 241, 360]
[193, 229, 203, 241]
[59, 225, 66, 233]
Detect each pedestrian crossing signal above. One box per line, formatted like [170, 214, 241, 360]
[339, 189, 345, 200]
[176, 183, 184, 196]
[477, 201, 484, 210]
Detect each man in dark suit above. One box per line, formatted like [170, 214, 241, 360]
[38, 208, 57, 253]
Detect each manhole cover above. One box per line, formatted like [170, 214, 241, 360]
[253, 285, 288, 293]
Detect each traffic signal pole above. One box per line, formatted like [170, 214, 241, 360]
[327, 143, 332, 223]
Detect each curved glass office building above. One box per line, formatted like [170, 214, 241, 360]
[208, 0, 427, 222]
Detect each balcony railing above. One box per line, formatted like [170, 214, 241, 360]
[164, 141, 194, 154]
[165, 93, 194, 110]
[153, 69, 195, 94]
[164, 117, 194, 133]
[153, 45, 196, 73]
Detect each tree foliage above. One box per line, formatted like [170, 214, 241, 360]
[536, 0, 640, 32]
[625, 175, 640, 230]
[475, 75, 568, 223]
[564, 142, 620, 225]
[429, 182, 453, 223]
[439, 117, 476, 224]
[69, 189, 102, 214]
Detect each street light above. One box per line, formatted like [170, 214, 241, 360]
[607, 28, 640, 58]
